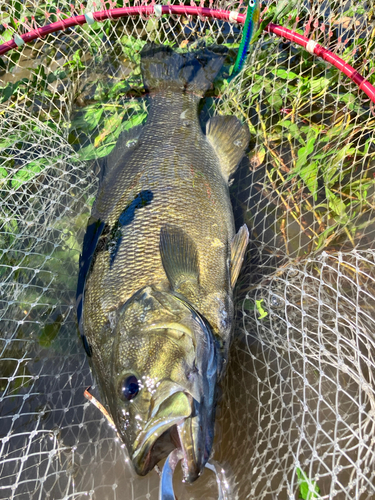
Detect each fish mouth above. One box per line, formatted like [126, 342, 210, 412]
[132, 390, 206, 482]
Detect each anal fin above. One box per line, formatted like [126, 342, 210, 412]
[206, 116, 250, 181]
[230, 224, 249, 289]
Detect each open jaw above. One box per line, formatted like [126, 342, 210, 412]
[131, 391, 206, 483]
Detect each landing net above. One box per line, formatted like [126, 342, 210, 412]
[1, 1, 375, 499]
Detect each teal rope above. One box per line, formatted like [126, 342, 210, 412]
[232, 0, 260, 77]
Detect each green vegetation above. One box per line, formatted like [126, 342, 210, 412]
[296, 468, 320, 500]
[69, 34, 148, 160]
[223, 0, 375, 256]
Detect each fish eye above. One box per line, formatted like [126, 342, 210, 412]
[249, 0, 255, 6]
[120, 375, 140, 401]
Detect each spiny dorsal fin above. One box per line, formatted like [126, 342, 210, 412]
[230, 224, 249, 289]
[206, 116, 250, 181]
[159, 225, 200, 292]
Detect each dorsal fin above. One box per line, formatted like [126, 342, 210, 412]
[206, 116, 250, 181]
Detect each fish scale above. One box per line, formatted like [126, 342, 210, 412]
[77, 43, 250, 483]
[84, 91, 234, 343]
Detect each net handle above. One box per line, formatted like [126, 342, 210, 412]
[0, 5, 374, 104]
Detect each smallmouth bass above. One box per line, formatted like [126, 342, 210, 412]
[76, 43, 250, 483]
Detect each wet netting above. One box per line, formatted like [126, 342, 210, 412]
[1, 0, 375, 499]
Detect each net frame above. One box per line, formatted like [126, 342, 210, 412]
[1, 6, 375, 103]
[1, 1, 375, 499]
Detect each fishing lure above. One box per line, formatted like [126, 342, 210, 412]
[233, 0, 260, 76]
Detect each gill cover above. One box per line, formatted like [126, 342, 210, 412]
[109, 286, 219, 482]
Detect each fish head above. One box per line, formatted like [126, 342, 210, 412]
[107, 285, 218, 482]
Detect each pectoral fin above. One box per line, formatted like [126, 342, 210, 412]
[230, 224, 249, 289]
[160, 225, 200, 292]
[206, 116, 250, 181]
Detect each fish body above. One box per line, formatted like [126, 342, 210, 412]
[76, 44, 249, 482]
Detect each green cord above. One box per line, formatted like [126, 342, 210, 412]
[232, 0, 260, 76]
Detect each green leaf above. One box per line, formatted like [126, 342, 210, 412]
[323, 144, 355, 186]
[120, 112, 147, 132]
[243, 299, 255, 311]
[251, 0, 298, 43]
[322, 123, 354, 141]
[3, 216, 18, 235]
[78, 142, 116, 161]
[314, 221, 339, 251]
[11, 158, 49, 189]
[363, 138, 374, 156]
[298, 161, 319, 201]
[47, 68, 67, 84]
[268, 91, 283, 111]
[342, 6, 365, 15]
[325, 188, 348, 223]
[296, 130, 318, 169]
[0, 14, 11, 24]
[87, 107, 104, 129]
[0, 134, 18, 150]
[94, 111, 126, 147]
[280, 120, 304, 144]
[12, 0, 22, 19]
[339, 92, 365, 113]
[274, 69, 299, 80]
[64, 49, 85, 71]
[273, 0, 299, 19]
[350, 179, 374, 203]
[120, 35, 146, 65]
[78, 110, 147, 161]
[309, 77, 330, 93]
[107, 80, 130, 99]
[87, 29, 105, 54]
[1, 29, 13, 42]
[0, 81, 20, 103]
[296, 468, 320, 500]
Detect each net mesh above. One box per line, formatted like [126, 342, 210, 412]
[1, 1, 375, 499]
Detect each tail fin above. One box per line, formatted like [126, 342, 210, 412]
[140, 43, 226, 96]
